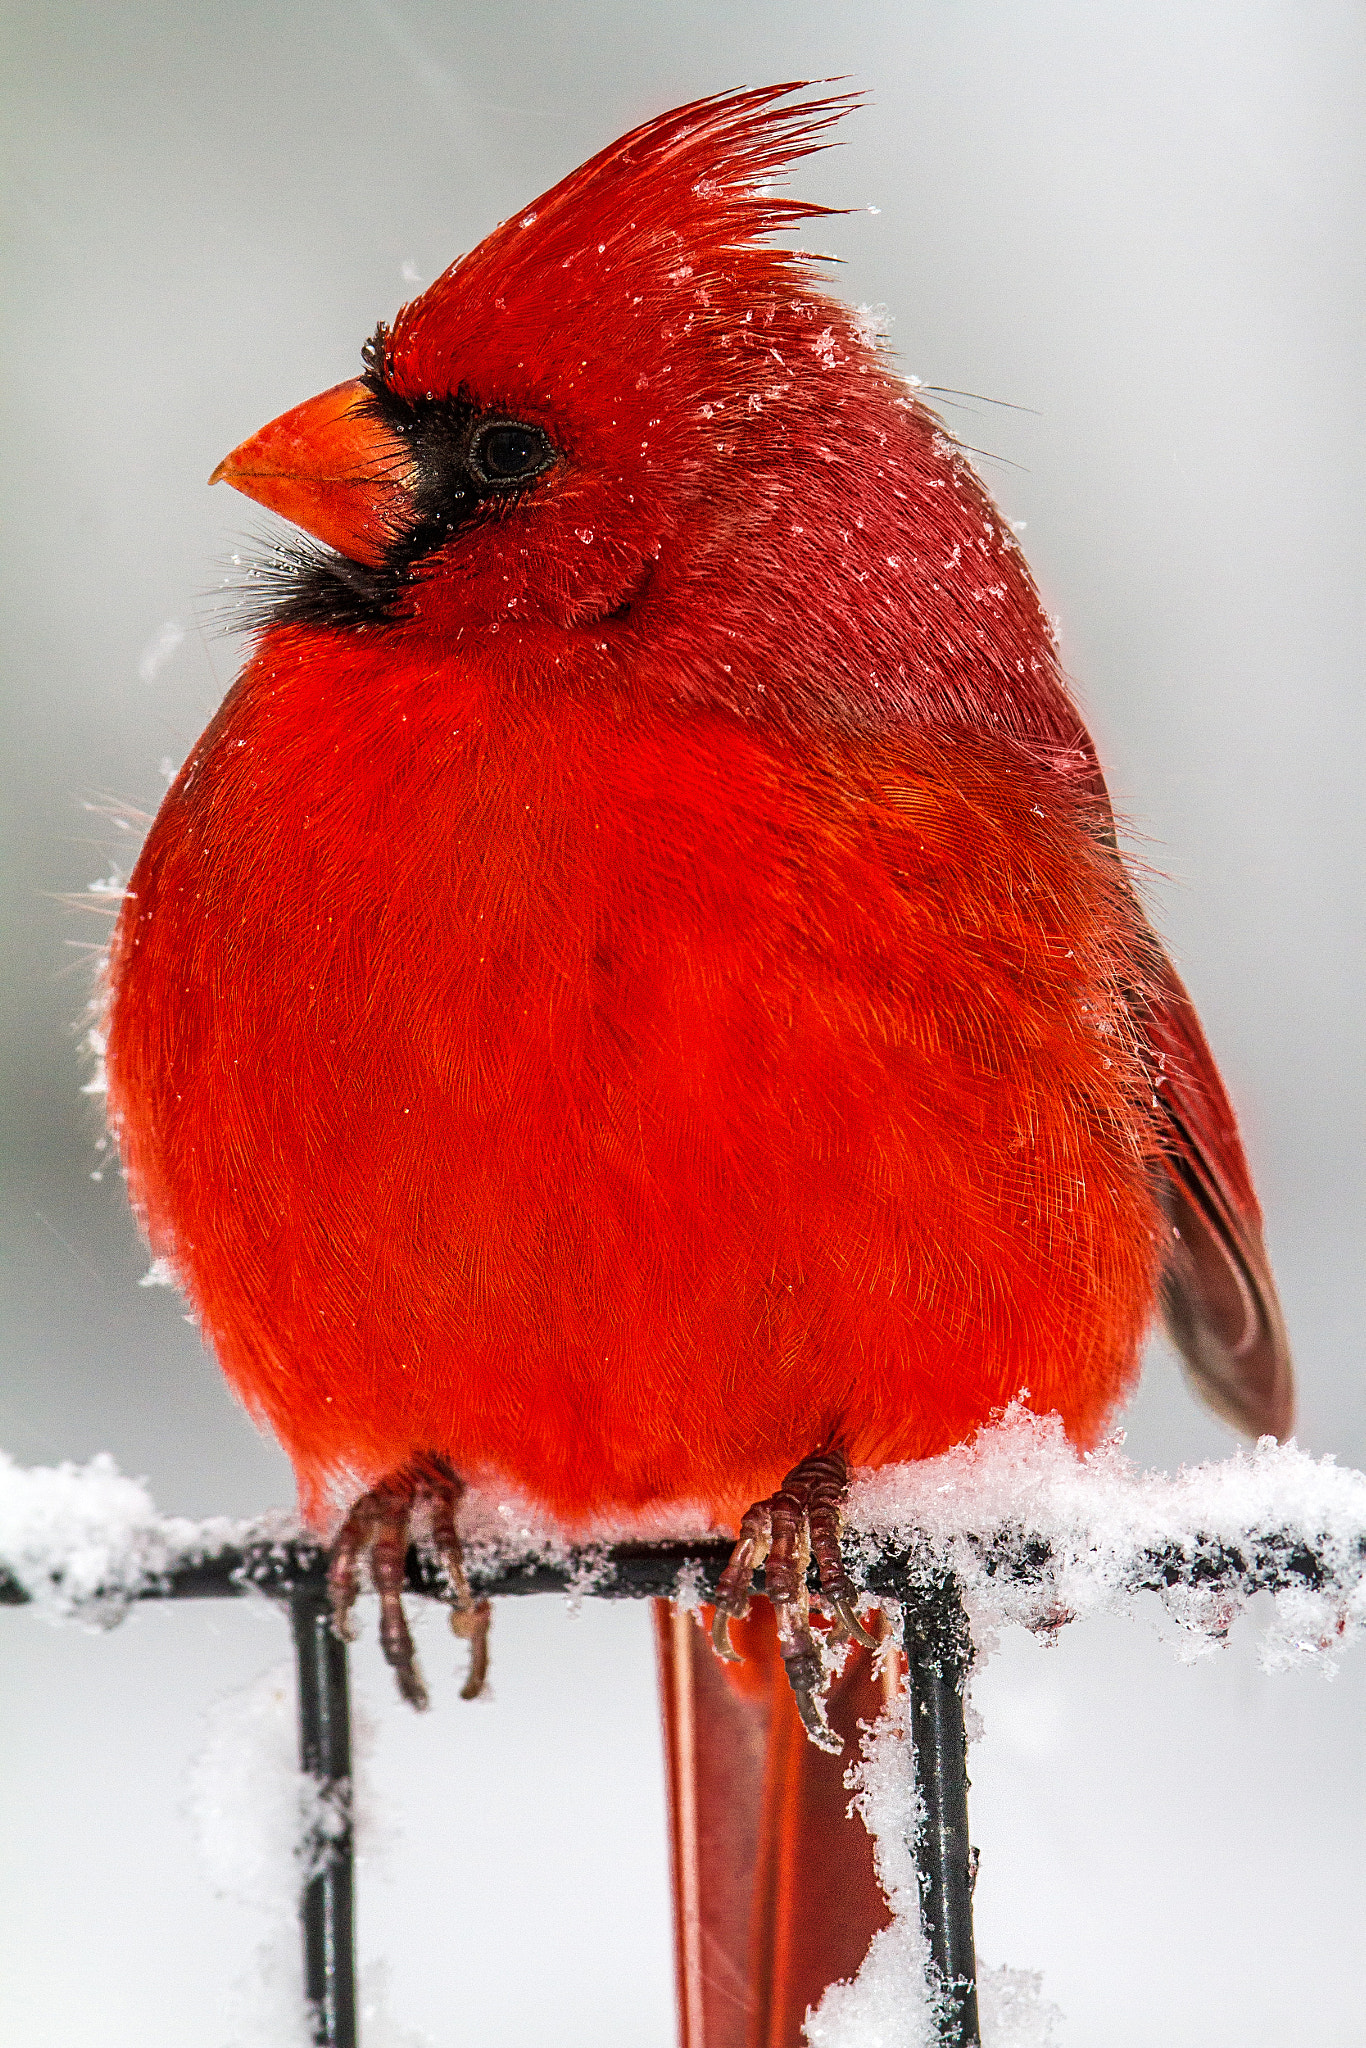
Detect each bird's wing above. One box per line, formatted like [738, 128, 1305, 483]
[1139, 941, 1294, 1438]
[1039, 714, 1294, 1439]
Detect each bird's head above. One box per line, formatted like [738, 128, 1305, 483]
[216, 86, 1057, 731]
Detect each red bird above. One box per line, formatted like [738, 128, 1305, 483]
[104, 88, 1291, 2046]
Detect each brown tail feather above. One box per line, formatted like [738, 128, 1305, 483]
[1144, 950, 1294, 1439]
[654, 1600, 892, 2048]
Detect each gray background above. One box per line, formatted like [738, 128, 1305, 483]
[2, 3, 1362, 2044]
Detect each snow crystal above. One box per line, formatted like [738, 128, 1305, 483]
[138, 619, 184, 682]
[80, 1023, 108, 1096]
[190, 1660, 318, 1919]
[0, 1448, 277, 1625]
[853, 302, 893, 349]
[356, 1961, 437, 2048]
[975, 1965, 1063, 2048]
[208, 1926, 434, 2048]
[215, 1930, 313, 2048]
[563, 1542, 611, 1615]
[139, 1255, 178, 1288]
[847, 1407, 1366, 1675]
[670, 1555, 708, 1615]
[5, 1416, 1362, 1670]
[805, 1678, 941, 2048]
[453, 1475, 721, 1576]
[806, 1917, 941, 2048]
[8, 1422, 1363, 2045]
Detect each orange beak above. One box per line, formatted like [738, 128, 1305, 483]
[209, 379, 418, 567]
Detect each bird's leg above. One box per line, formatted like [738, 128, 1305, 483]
[765, 1482, 828, 1744]
[328, 1468, 428, 1708]
[711, 1498, 773, 1660]
[712, 1449, 876, 1752]
[802, 1451, 879, 1653]
[326, 1454, 489, 1709]
[426, 1472, 492, 1701]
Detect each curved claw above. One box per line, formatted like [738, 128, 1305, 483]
[427, 1466, 494, 1701]
[327, 1509, 374, 1646]
[713, 1448, 870, 1746]
[391, 1656, 430, 1713]
[451, 1597, 492, 1700]
[330, 1602, 360, 1646]
[711, 1606, 743, 1662]
[791, 1681, 843, 1756]
[831, 1596, 878, 1651]
[374, 1555, 429, 1711]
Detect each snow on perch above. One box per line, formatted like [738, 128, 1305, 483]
[189, 1662, 430, 2048]
[2, 1415, 1364, 1668]
[0, 1447, 292, 1624]
[845, 1407, 1366, 1673]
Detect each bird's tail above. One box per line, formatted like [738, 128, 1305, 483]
[654, 1599, 892, 2048]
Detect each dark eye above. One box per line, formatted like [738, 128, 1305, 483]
[469, 420, 555, 485]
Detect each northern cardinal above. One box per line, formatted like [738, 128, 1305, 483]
[104, 88, 1291, 2046]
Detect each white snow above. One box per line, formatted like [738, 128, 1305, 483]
[975, 1966, 1064, 2048]
[138, 619, 184, 682]
[190, 1660, 318, 1921]
[846, 1407, 1366, 1675]
[853, 301, 893, 348]
[79, 1022, 108, 1096]
[4, 1414, 1363, 1667]
[808, 1409, 1365, 2045]
[805, 1676, 942, 2048]
[0, 1448, 285, 1625]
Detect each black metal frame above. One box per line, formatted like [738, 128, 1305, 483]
[290, 1586, 357, 2048]
[6, 1515, 1357, 2048]
[2, 1535, 985, 2047]
[904, 1571, 979, 2043]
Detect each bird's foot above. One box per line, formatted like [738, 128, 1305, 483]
[327, 1453, 491, 1709]
[711, 1448, 876, 1752]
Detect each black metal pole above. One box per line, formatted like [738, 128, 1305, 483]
[904, 1578, 980, 2047]
[289, 1587, 358, 2048]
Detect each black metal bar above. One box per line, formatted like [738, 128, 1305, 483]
[290, 1587, 357, 2048]
[2, 1521, 1358, 1611]
[904, 1577, 980, 2047]
[0, 1538, 733, 1608]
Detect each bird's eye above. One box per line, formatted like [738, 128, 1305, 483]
[469, 420, 555, 485]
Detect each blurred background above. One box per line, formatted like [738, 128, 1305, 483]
[2, 3, 1362, 2043]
